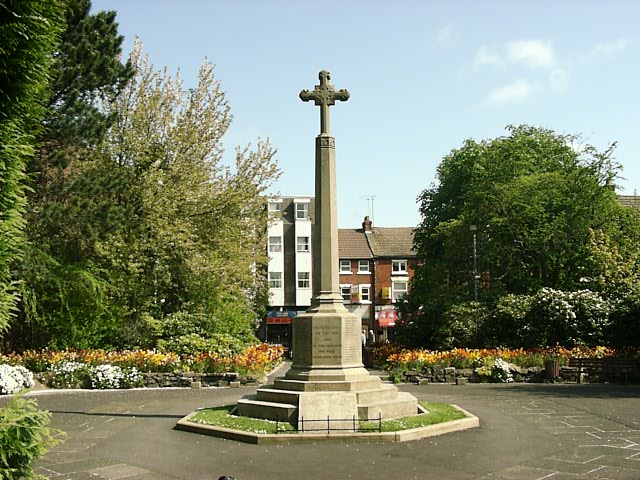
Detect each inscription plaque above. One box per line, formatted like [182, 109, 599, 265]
[293, 319, 311, 365]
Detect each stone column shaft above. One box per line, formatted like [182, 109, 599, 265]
[312, 134, 342, 305]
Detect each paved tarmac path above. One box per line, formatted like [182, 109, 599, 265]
[4, 378, 640, 480]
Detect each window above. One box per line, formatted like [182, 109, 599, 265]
[340, 285, 351, 304]
[391, 280, 408, 302]
[295, 203, 309, 220]
[360, 285, 371, 303]
[297, 272, 310, 288]
[296, 236, 310, 252]
[268, 202, 281, 212]
[358, 260, 370, 273]
[392, 259, 408, 274]
[268, 236, 282, 253]
[339, 260, 351, 273]
[268, 272, 282, 289]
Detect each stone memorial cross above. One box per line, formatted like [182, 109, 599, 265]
[299, 70, 350, 135]
[299, 70, 350, 306]
[235, 71, 418, 430]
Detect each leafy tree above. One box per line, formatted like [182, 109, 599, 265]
[8, 0, 133, 350]
[8, 4, 278, 351]
[0, 0, 63, 334]
[97, 42, 279, 346]
[42, 0, 133, 146]
[403, 125, 640, 348]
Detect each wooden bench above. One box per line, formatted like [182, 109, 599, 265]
[568, 357, 637, 384]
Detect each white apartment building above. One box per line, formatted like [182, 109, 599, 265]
[262, 196, 315, 348]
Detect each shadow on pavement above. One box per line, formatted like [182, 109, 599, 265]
[48, 410, 184, 419]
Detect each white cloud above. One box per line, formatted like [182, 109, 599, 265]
[473, 46, 504, 68]
[472, 39, 577, 105]
[487, 79, 537, 104]
[592, 38, 630, 57]
[548, 68, 569, 92]
[435, 24, 457, 48]
[507, 40, 556, 68]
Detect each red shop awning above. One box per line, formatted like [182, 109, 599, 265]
[376, 310, 397, 328]
[266, 310, 297, 324]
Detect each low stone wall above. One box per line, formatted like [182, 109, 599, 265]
[396, 365, 639, 384]
[401, 365, 545, 384]
[33, 371, 267, 390]
[140, 371, 266, 388]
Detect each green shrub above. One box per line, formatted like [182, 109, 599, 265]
[157, 310, 255, 356]
[607, 291, 640, 347]
[526, 288, 609, 347]
[0, 395, 60, 479]
[206, 333, 249, 356]
[157, 332, 249, 356]
[439, 301, 491, 349]
[492, 294, 534, 347]
[157, 333, 210, 356]
[160, 312, 205, 338]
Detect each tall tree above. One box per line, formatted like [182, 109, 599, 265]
[401, 125, 640, 347]
[9, 0, 133, 350]
[43, 0, 133, 147]
[99, 42, 279, 345]
[26, 0, 133, 263]
[0, 0, 63, 334]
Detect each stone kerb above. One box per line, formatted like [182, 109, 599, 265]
[175, 404, 479, 444]
[395, 364, 640, 384]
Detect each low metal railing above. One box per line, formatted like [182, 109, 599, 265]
[295, 413, 383, 433]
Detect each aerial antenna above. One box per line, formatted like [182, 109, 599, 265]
[360, 195, 376, 224]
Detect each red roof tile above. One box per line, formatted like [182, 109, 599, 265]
[618, 195, 640, 209]
[338, 229, 372, 258]
[366, 227, 416, 258]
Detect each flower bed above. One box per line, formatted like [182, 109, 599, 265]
[374, 346, 639, 384]
[0, 343, 284, 393]
[1, 344, 283, 374]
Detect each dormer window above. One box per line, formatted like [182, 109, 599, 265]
[268, 202, 281, 212]
[295, 203, 309, 220]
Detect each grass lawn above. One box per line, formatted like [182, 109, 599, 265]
[188, 401, 465, 434]
[360, 401, 466, 432]
[189, 406, 296, 433]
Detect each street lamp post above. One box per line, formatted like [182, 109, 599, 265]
[470, 225, 478, 302]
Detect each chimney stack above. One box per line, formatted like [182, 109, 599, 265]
[362, 216, 372, 232]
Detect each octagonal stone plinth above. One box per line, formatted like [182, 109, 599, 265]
[286, 310, 368, 381]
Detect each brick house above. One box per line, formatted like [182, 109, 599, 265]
[337, 225, 375, 336]
[339, 217, 417, 342]
[261, 195, 417, 347]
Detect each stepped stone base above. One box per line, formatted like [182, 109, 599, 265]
[236, 302, 418, 432]
[236, 397, 297, 422]
[236, 366, 418, 432]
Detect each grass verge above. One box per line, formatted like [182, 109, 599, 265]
[189, 406, 296, 433]
[360, 401, 465, 432]
[188, 401, 465, 434]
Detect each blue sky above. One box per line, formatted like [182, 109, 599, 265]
[92, 0, 640, 228]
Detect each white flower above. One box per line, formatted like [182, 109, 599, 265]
[0, 364, 35, 394]
[88, 364, 141, 389]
